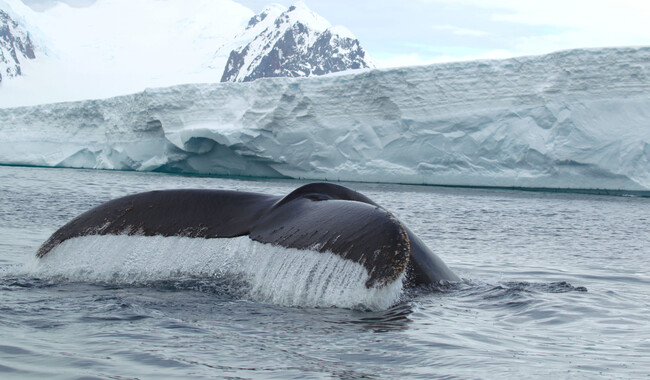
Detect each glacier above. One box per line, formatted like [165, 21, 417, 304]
[0, 0, 255, 106]
[1, 47, 649, 193]
[0, 0, 373, 107]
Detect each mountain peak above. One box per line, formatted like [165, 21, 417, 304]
[220, 2, 373, 83]
[283, 1, 330, 33]
[246, 3, 285, 30]
[0, 0, 373, 105]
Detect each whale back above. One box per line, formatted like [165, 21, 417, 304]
[272, 182, 379, 207]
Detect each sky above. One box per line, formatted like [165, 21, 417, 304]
[20, 0, 650, 68]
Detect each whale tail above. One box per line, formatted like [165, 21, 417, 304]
[252, 183, 411, 287]
[37, 182, 458, 288]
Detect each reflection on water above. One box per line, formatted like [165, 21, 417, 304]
[346, 303, 414, 333]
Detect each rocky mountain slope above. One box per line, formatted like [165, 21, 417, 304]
[220, 2, 374, 82]
[0, 7, 36, 82]
[0, 0, 373, 106]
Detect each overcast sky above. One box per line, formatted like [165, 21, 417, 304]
[20, 0, 650, 67]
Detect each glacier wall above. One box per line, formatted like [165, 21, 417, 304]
[1, 47, 649, 192]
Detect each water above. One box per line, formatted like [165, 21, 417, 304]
[1, 166, 648, 379]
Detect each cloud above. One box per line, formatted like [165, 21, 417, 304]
[432, 24, 489, 37]
[422, 0, 650, 55]
[20, 0, 650, 68]
[374, 49, 516, 69]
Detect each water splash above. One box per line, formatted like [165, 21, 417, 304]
[22, 235, 404, 311]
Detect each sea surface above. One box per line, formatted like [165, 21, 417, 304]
[0, 165, 648, 379]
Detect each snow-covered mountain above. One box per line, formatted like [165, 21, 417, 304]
[1, 47, 648, 193]
[220, 2, 374, 82]
[0, 5, 36, 82]
[0, 0, 373, 107]
[0, 0, 254, 107]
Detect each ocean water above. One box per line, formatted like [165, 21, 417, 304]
[0, 165, 648, 379]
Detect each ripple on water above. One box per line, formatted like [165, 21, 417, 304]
[1, 166, 649, 378]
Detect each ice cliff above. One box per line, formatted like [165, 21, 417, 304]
[1, 47, 649, 192]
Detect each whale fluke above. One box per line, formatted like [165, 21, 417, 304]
[37, 183, 458, 287]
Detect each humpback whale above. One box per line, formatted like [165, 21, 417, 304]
[37, 183, 458, 287]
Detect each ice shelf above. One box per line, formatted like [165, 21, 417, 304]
[1, 47, 649, 192]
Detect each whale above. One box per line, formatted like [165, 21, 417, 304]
[37, 182, 459, 287]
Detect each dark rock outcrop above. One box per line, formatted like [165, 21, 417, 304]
[221, 4, 373, 82]
[0, 9, 36, 82]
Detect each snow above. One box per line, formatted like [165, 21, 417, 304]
[0, 0, 254, 106]
[1, 46, 649, 192]
[328, 25, 356, 40]
[0, 0, 36, 30]
[224, 4, 286, 48]
[218, 1, 370, 83]
[0, 2, 36, 80]
[0, 0, 370, 104]
[283, 1, 331, 33]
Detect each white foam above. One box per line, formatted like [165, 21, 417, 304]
[24, 235, 404, 311]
